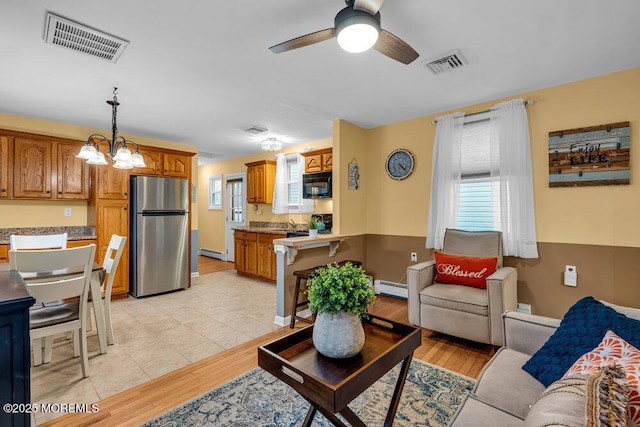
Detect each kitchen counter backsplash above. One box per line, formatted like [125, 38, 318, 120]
[0, 226, 97, 245]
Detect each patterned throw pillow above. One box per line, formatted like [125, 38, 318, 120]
[433, 251, 497, 289]
[563, 330, 640, 427]
[522, 296, 640, 388]
[525, 365, 628, 427]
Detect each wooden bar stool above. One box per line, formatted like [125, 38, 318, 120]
[289, 260, 363, 328]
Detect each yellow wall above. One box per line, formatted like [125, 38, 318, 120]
[363, 67, 640, 247]
[197, 138, 332, 252]
[0, 112, 199, 230]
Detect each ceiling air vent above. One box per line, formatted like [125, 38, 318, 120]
[424, 49, 468, 75]
[243, 125, 268, 135]
[44, 12, 129, 63]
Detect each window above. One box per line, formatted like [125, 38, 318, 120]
[227, 178, 243, 222]
[457, 117, 501, 231]
[208, 175, 222, 210]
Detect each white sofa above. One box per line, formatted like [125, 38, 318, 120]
[448, 303, 640, 426]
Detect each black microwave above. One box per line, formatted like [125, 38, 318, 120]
[302, 171, 332, 199]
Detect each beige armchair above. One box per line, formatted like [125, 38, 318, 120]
[407, 229, 517, 346]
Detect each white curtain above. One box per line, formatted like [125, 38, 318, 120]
[272, 153, 288, 214]
[272, 153, 314, 214]
[426, 112, 465, 249]
[490, 99, 538, 258]
[297, 154, 314, 213]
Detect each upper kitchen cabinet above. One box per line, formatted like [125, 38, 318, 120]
[5, 131, 90, 201]
[130, 148, 192, 178]
[302, 148, 332, 173]
[163, 153, 191, 178]
[0, 136, 10, 198]
[131, 149, 163, 176]
[13, 137, 53, 199]
[245, 160, 276, 204]
[95, 163, 129, 200]
[56, 142, 90, 199]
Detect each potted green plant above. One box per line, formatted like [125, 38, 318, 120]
[308, 217, 319, 238]
[307, 262, 375, 358]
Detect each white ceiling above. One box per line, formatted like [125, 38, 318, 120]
[1, 0, 639, 162]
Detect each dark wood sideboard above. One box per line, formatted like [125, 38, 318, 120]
[0, 270, 35, 427]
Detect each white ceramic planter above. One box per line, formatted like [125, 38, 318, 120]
[308, 229, 318, 238]
[312, 311, 365, 358]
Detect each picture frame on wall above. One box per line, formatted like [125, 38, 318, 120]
[548, 122, 630, 187]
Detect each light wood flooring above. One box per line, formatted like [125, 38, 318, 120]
[41, 257, 494, 427]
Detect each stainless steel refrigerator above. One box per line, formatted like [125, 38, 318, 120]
[129, 176, 189, 297]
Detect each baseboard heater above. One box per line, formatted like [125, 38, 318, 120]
[374, 279, 408, 300]
[199, 248, 224, 260]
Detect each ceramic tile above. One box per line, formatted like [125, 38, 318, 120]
[29, 268, 277, 423]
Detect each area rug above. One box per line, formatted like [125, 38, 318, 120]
[141, 359, 474, 427]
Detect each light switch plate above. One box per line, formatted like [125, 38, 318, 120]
[64, 207, 72, 217]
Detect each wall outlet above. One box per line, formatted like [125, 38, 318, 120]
[410, 252, 417, 262]
[64, 207, 72, 217]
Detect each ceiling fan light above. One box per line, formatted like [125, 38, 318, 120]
[335, 7, 380, 53]
[337, 23, 379, 53]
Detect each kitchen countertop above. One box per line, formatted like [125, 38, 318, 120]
[232, 226, 293, 235]
[0, 226, 97, 245]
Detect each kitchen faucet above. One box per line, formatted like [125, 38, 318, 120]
[288, 219, 296, 230]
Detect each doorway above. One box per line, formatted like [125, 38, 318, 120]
[224, 173, 246, 262]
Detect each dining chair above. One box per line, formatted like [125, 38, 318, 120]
[9, 232, 69, 361]
[88, 235, 126, 346]
[11, 245, 96, 377]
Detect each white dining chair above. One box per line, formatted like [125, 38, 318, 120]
[11, 245, 96, 377]
[88, 235, 126, 346]
[9, 232, 69, 362]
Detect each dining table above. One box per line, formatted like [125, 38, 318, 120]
[5, 262, 108, 355]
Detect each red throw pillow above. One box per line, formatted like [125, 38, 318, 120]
[434, 251, 498, 289]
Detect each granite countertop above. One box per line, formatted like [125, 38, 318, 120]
[0, 226, 97, 245]
[232, 221, 306, 236]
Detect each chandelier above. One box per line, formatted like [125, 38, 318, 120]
[76, 88, 146, 169]
[261, 137, 283, 152]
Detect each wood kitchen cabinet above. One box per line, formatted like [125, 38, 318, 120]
[5, 132, 89, 201]
[0, 244, 8, 263]
[257, 233, 284, 281]
[163, 153, 191, 178]
[302, 148, 332, 173]
[245, 160, 276, 204]
[234, 231, 257, 276]
[95, 164, 129, 200]
[0, 137, 10, 198]
[94, 200, 129, 296]
[131, 149, 191, 178]
[13, 137, 53, 199]
[56, 142, 90, 200]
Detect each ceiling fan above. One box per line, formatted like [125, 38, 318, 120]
[269, 0, 419, 65]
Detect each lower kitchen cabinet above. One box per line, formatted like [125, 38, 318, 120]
[257, 233, 283, 281]
[234, 231, 284, 281]
[0, 244, 8, 263]
[234, 231, 257, 276]
[95, 201, 129, 296]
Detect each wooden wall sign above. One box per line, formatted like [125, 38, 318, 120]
[548, 122, 630, 187]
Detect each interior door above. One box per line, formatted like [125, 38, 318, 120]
[224, 173, 246, 262]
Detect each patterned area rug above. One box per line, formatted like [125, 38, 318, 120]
[142, 359, 474, 427]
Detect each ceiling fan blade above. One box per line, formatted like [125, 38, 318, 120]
[269, 28, 336, 54]
[354, 0, 385, 15]
[373, 29, 419, 64]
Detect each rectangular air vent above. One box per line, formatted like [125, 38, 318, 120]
[424, 49, 468, 75]
[44, 12, 129, 63]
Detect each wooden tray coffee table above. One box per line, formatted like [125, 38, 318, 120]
[258, 314, 421, 427]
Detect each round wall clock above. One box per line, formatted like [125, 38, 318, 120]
[385, 149, 414, 180]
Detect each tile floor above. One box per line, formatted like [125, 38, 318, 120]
[31, 270, 278, 425]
